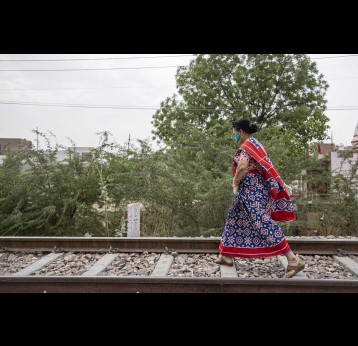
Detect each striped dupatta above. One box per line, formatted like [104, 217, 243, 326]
[233, 137, 295, 222]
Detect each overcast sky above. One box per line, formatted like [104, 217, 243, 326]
[0, 54, 357, 150]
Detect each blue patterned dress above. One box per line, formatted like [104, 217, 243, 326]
[218, 142, 292, 258]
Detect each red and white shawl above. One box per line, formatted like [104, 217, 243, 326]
[232, 137, 295, 222]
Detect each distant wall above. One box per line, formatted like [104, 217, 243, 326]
[0, 138, 32, 155]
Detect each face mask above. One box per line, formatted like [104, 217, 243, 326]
[233, 133, 241, 142]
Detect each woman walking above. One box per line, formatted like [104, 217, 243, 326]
[216, 119, 305, 278]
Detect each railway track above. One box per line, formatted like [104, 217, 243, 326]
[0, 236, 357, 293]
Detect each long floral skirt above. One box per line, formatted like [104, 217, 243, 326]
[219, 173, 291, 258]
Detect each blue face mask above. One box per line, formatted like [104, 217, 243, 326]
[233, 133, 241, 142]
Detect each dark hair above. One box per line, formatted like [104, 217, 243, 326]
[232, 119, 258, 134]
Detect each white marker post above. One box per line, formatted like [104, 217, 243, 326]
[127, 203, 140, 237]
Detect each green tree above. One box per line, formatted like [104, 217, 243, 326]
[329, 154, 358, 235]
[152, 54, 329, 152]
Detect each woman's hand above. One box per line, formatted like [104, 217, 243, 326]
[233, 186, 238, 195]
[232, 177, 240, 187]
[284, 183, 292, 195]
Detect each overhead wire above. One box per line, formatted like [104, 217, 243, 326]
[0, 54, 195, 62]
[310, 54, 358, 59]
[0, 85, 176, 91]
[0, 54, 356, 62]
[0, 54, 356, 72]
[0, 100, 357, 111]
[0, 54, 356, 111]
[0, 65, 181, 72]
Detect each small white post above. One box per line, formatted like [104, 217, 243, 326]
[127, 203, 140, 237]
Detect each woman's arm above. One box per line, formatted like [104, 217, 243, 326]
[233, 159, 249, 187]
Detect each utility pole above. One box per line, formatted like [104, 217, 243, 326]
[127, 133, 131, 151]
[36, 126, 39, 151]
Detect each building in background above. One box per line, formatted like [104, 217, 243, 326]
[300, 121, 358, 235]
[0, 138, 32, 156]
[305, 121, 358, 193]
[330, 120, 358, 177]
[0, 138, 32, 165]
[55, 147, 94, 162]
[0, 139, 93, 166]
[352, 121, 358, 149]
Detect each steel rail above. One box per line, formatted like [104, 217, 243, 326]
[0, 275, 357, 293]
[0, 237, 357, 255]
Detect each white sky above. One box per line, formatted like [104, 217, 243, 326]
[0, 54, 357, 149]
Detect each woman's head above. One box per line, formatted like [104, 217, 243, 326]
[232, 119, 258, 135]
